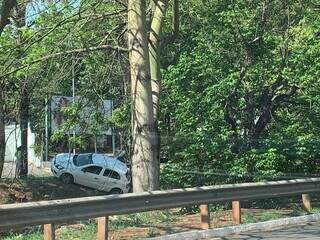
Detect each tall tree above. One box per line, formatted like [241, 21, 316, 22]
[128, 0, 157, 192]
[15, 1, 29, 177]
[0, 0, 18, 177]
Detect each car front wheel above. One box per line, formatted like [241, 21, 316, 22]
[109, 188, 123, 194]
[60, 173, 74, 184]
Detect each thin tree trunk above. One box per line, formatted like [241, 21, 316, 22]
[19, 87, 29, 177]
[149, 0, 168, 120]
[128, 0, 157, 192]
[0, 0, 18, 178]
[149, 0, 168, 190]
[0, 88, 5, 177]
[172, 0, 179, 38]
[16, 1, 28, 177]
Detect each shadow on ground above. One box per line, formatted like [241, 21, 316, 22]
[0, 176, 105, 204]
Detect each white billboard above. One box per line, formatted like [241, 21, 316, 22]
[51, 96, 112, 135]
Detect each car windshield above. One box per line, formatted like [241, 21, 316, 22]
[73, 154, 93, 166]
[116, 155, 125, 163]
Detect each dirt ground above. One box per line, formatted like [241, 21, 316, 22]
[0, 176, 105, 204]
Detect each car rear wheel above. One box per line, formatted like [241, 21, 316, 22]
[60, 173, 74, 184]
[109, 188, 123, 194]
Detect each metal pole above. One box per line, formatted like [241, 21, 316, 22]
[111, 100, 116, 156]
[45, 96, 49, 162]
[94, 136, 98, 153]
[72, 57, 76, 155]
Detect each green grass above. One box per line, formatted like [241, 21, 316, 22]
[242, 211, 285, 224]
[58, 222, 97, 240]
[2, 230, 42, 240]
[311, 207, 320, 214]
[109, 211, 176, 230]
[241, 203, 314, 224]
[2, 222, 97, 240]
[1, 211, 176, 240]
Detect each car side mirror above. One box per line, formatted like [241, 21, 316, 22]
[82, 169, 86, 173]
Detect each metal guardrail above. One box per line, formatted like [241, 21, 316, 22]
[1, 178, 320, 230]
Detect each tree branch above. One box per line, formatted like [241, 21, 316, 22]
[1, 44, 129, 77]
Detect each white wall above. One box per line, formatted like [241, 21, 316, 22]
[5, 124, 42, 167]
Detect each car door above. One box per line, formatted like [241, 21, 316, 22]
[99, 168, 121, 192]
[77, 165, 103, 189]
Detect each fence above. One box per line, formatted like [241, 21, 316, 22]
[1, 178, 320, 240]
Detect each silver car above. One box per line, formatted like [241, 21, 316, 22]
[51, 153, 131, 194]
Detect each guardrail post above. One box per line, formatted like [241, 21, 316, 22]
[43, 224, 55, 240]
[232, 201, 241, 224]
[200, 204, 210, 229]
[97, 216, 109, 240]
[302, 194, 312, 212]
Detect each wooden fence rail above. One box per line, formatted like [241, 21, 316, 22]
[1, 178, 319, 239]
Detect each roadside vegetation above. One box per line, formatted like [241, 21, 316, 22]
[1, 0, 320, 239]
[0, 0, 319, 191]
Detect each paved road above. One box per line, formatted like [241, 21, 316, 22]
[210, 222, 320, 239]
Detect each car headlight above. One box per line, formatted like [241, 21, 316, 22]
[55, 164, 64, 170]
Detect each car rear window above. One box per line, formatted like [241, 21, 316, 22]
[73, 154, 93, 166]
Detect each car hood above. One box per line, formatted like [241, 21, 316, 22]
[53, 153, 74, 167]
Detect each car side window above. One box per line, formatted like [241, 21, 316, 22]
[82, 166, 102, 175]
[103, 169, 120, 180]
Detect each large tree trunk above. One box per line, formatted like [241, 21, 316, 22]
[128, 0, 157, 192]
[0, 88, 5, 177]
[149, 0, 168, 189]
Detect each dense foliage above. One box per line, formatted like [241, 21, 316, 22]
[160, 0, 320, 188]
[1, 0, 320, 187]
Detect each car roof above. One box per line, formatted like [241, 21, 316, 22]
[91, 153, 128, 174]
[55, 153, 128, 174]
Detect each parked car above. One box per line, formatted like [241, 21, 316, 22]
[51, 153, 131, 194]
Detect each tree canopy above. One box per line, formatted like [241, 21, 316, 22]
[0, 0, 320, 190]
